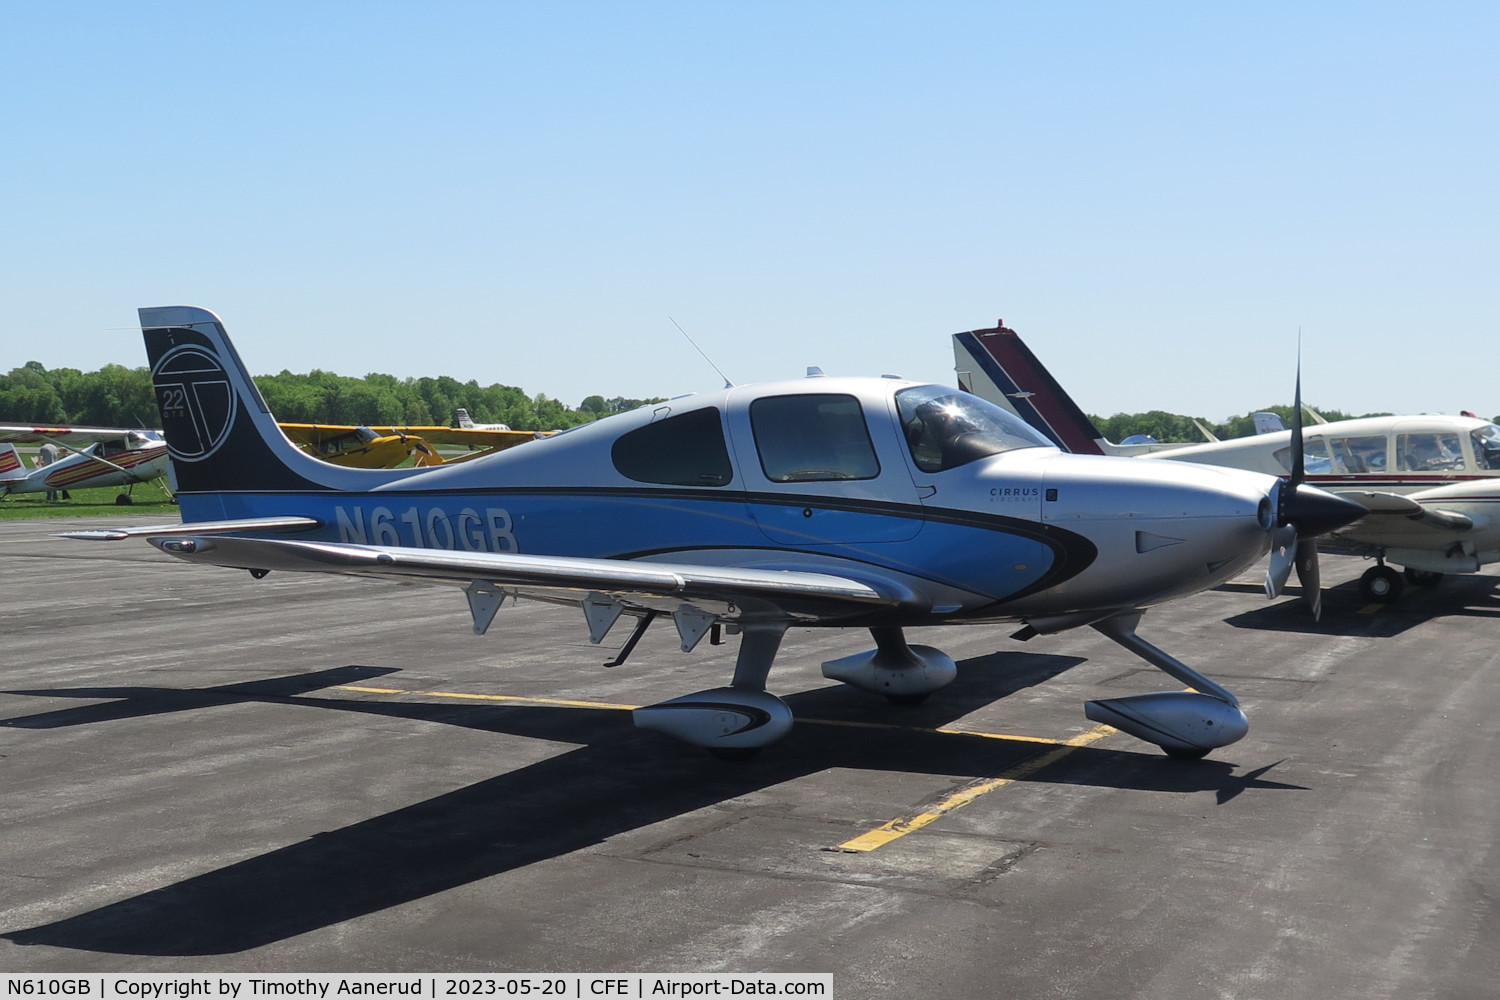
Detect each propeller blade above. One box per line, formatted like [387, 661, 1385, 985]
[1265, 525, 1298, 599]
[1289, 339, 1305, 488]
[1295, 542, 1323, 621]
[1274, 337, 1309, 531]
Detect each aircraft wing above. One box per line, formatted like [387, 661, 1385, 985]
[386, 427, 544, 449]
[131, 534, 904, 625]
[1331, 490, 1476, 537]
[278, 423, 540, 450]
[0, 424, 157, 446]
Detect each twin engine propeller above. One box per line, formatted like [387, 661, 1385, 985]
[1263, 365, 1368, 619]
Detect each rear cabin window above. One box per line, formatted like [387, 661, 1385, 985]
[1274, 437, 1333, 474]
[1326, 435, 1388, 474]
[750, 394, 880, 482]
[611, 407, 733, 486]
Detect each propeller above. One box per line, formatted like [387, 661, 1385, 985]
[1262, 348, 1366, 619]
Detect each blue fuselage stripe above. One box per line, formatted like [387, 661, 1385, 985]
[178, 488, 1096, 603]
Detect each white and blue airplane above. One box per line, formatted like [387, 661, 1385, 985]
[68, 306, 1363, 760]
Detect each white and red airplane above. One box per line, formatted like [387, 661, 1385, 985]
[955, 321, 1500, 602]
[0, 426, 168, 503]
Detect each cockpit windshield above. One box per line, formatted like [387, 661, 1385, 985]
[1472, 424, 1500, 470]
[896, 385, 1053, 473]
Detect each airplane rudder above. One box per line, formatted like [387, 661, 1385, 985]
[0, 443, 23, 478]
[138, 306, 320, 493]
[955, 323, 1107, 456]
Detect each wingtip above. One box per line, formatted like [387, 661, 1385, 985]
[55, 529, 131, 541]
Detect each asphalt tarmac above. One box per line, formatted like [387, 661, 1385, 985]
[2, 516, 1498, 997]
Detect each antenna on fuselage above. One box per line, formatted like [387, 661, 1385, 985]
[670, 316, 734, 389]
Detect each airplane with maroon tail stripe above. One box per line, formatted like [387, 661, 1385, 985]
[954, 320, 1500, 603]
[0, 431, 169, 503]
[65, 306, 1365, 760]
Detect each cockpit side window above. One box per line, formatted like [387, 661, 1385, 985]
[1472, 425, 1500, 470]
[611, 407, 733, 487]
[750, 394, 880, 482]
[1397, 432, 1464, 472]
[896, 385, 1052, 473]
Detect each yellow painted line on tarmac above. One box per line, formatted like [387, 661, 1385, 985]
[338, 686, 1083, 745]
[801, 716, 1074, 744]
[338, 685, 640, 712]
[838, 721, 1118, 852]
[339, 683, 1115, 851]
[1357, 603, 1384, 615]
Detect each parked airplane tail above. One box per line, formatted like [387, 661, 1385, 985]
[0, 443, 25, 480]
[138, 306, 422, 498]
[952, 323, 1108, 456]
[454, 407, 510, 431]
[1252, 412, 1287, 434]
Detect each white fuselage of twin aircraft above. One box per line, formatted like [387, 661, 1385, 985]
[955, 323, 1500, 602]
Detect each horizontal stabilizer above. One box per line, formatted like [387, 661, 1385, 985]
[58, 515, 322, 542]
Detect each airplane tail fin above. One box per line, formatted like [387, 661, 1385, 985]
[139, 307, 417, 497]
[455, 408, 475, 429]
[952, 322, 1109, 455]
[0, 443, 25, 480]
[1252, 412, 1286, 435]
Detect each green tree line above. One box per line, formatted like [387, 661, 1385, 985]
[0, 360, 1469, 441]
[0, 361, 663, 431]
[1091, 404, 1401, 444]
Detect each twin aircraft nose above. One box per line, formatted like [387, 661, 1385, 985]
[1276, 480, 1368, 538]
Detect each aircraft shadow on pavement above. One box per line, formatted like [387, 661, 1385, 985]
[2, 653, 1303, 957]
[0, 665, 403, 730]
[1219, 573, 1500, 637]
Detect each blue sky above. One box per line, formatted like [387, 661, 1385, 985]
[2, 2, 1496, 421]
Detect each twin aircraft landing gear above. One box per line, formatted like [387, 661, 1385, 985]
[1360, 560, 1444, 602]
[632, 613, 1247, 761]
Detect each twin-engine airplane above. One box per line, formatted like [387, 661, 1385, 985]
[67, 306, 1363, 759]
[955, 323, 1500, 601]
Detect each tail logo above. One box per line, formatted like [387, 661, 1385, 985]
[152, 345, 236, 461]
